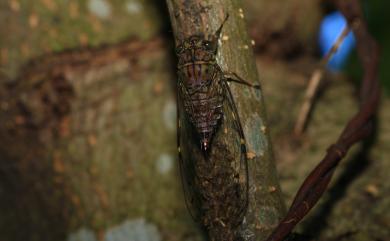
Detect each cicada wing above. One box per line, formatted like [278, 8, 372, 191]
[177, 91, 203, 223]
[220, 79, 250, 221]
[176, 76, 250, 227]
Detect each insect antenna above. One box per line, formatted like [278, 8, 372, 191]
[209, 14, 230, 53]
[214, 14, 230, 40]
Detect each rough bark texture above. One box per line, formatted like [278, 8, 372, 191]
[0, 1, 197, 241]
[0, 38, 196, 241]
[165, 1, 286, 240]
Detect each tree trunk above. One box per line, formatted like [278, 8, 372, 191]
[0, 1, 197, 241]
[165, 1, 285, 240]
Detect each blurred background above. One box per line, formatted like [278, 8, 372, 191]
[0, 0, 388, 241]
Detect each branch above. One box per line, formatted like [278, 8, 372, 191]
[294, 26, 351, 135]
[166, 0, 285, 240]
[266, 0, 380, 240]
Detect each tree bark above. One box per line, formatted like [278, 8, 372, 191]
[0, 2, 196, 241]
[165, 1, 285, 240]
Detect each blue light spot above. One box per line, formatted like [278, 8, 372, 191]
[318, 11, 356, 71]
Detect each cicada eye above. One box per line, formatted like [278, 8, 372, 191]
[204, 41, 214, 51]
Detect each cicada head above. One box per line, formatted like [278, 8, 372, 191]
[176, 35, 217, 66]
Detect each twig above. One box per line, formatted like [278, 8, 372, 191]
[294, 26, 351, 135]
[266, 0, 380, 240]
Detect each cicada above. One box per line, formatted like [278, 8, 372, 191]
[176, 15, 259, 241]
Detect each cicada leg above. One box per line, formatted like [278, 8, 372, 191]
[224, 72, 261, 90]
